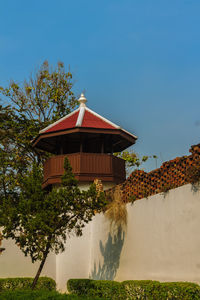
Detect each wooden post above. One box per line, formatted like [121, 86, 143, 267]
[80, 134, 83, 153]
[101, 136, 104, 154]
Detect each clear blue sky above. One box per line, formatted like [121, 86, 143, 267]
[1, 0, 200, 171]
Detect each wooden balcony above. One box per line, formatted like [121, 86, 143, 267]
[43, 153, 126, 189]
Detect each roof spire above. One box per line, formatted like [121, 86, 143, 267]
[78, 93, 87, 107]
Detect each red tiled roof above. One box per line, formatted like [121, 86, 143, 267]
[45, 111, 79, 133]
[33, 95, 137, 153]
[41, 107, 118, 134]
[82, 110, 116, 129]
[39, 102, 137, 142]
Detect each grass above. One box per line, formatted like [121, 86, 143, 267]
[0, 290, 103, 300]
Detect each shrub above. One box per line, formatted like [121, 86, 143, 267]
[0, 277, 56, 292]
[159, 282, 200, 300]
[0, 290, 60, 300]
[122, 280, 164, 299]
[67, 279, 126, 299]
[68, 279, 200, 300]
[0, 290, 102, 299]
[122, 280, 200, 300]
[67, 279, 92, 296]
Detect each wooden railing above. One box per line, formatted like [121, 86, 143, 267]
[43, 153, 125, 188]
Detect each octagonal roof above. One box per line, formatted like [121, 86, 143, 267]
[32, 94, 137, 153]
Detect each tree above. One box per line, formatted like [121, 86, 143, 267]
[114, 150, 149, 175]
[0, 61, 78, 198]
[0, 232, 5, 254]
[114, 151, 159, 175]
[0, 61, 107, 288]
[0, 157, 106, 289]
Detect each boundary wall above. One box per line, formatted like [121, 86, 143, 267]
[1, 183, 200, 291]
[1, 144, 200, 291]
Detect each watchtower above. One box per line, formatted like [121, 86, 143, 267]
[32, 94, 137, 190]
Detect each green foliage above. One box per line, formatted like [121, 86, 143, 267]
[0, 277, 55, 292]
[114, 151, 159, 176]
[67, 279, 93, 295]
[114, 151, 147, 170]
[129, 195, 136, 205]
[0, 61, 107, 289]
[0, 290, 102, 300]
[0, 61, 77, 124]
[67, 279, 125, 300]
[114, 151, 155, 175]
[123, 280, 200, 300]
[122, 280, 161, 299]
[0, 61, 78, 199]
[67, 279, 200, 300]
[0, 157, 106, 288]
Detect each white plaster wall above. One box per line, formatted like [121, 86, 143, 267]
[117, 184, 200, 283]
[55, 181, 116, 292]
[89, 184, 200, 284]
[56, 222, 92, 292]
[2, 183, 200, 292]
[89, 213, 118, 280]
[0, 239, 56, 280]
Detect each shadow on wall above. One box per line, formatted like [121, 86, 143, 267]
[191, 182, 200, 194]
[90, 227, 125, 280]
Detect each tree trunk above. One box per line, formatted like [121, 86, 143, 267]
[31, 245, 50, 290]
